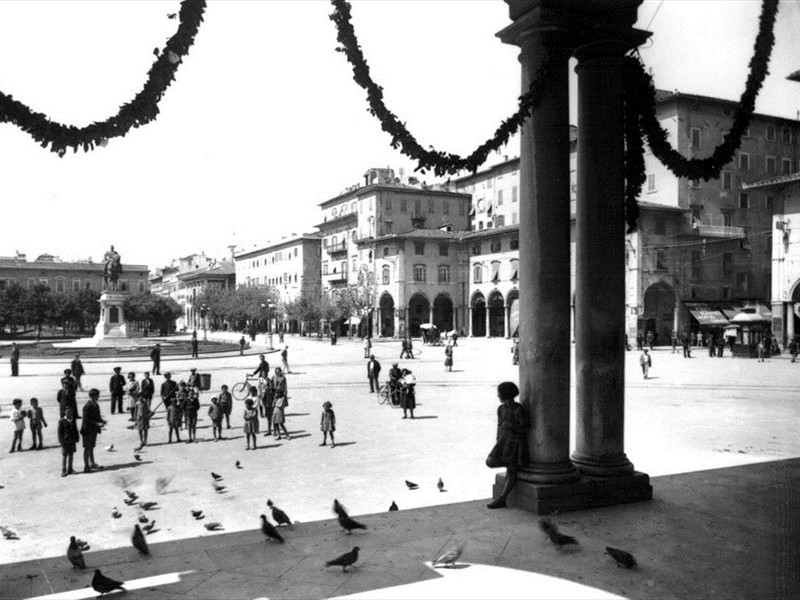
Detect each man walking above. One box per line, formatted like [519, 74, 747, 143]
[757, 339, 766, 362]
[400, 338, 409, 359]
[109, 367, 125, 415]
[252, 354, 270, 379]
[10, 342, 19, 376]
[364, 336, 372, 359]
[681, 332, 692, 358]
[367, 354, 381, 393]
[281, 346, 290, 374]
[71, 354, 86, 391]
[150, 343, 161, 375]
[639, 349, 652, 379]
[191, 331, 199, 358]
[790, 338, 798, 363]
[239, 336, 246, 356]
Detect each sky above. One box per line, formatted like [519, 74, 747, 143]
[0, 1, 797, 271]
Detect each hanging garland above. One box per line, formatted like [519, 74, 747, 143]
[0, 0, 206, 157]
[329, 0, 552, 176]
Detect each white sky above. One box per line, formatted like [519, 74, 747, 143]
[0, 1, 797, 270]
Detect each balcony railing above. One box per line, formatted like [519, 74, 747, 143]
[693, 224, 746, 239]
[326, 242, 348, 255]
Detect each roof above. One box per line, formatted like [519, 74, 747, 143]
[0, 259, 148, 272]
[742, 172, 800, 191]
[655, 89, 798, 124]
[358, 228, 466, 245]
[234, 234, 321, 260]
[637, 201, 690, 213]
[462, 224, 520, 240]
[319, 183, 471, 208]
[178, 262, 236, 283]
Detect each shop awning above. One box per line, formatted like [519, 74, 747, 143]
[688, 308, 729, 326]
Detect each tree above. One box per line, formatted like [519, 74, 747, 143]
[49, 293, 80, 337]
[125, 294, 183, 335]
[25, 284, 54, 339]
[0, 283, 27, 335]
[73, 288, 100, 333]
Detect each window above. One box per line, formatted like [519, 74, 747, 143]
[782, 158, 793, 175]
[351, 230, 357, 240]
[647, 173, 656, 192]
[294, 248, 298, 257]
[783, 128, 792, 144]
[415, 242, 425, 255]
[383, 246, 389, 257]
[766, 156, 776, 175]
[473, 263, 483, 283]
[27, 278, 36, 289]
[437, 265, 450, 283]
[722, 210, 733, 227]
[511, 212, 518, 225]
[428, 199, 434, 213]
[414, 199, 421, 214]
[400, 198, 407, 212]
[510, 238, 519, 250]
[490, 261, 501, 282]
[739, 152, 749, 170]
[84, 280, 92, 290]
[654, 217, 666, 235]
[691, 207, 702, 224]
[0, 280, 6, 290]
[137, 281, 145, 294]
[55, 278, 65, 293]
[72, 279, 81, 292]
[120, 280, 128, 292]
[322, 238, 328, 248]
[742, 126, 750, 138]
[691, 251, 702, 280]
[723, 252, 733, 280]
[479, 222, 484, 230]
[722, 286, 731, 299]
[690, 127, 701, 149]
[443, 200, 449, 214]
[385, 222, 393, 234]
[766, 124, 776, 141]
[737, 272, 751, 292]
[471, 243, 481, 255]
[323, 261, 328, 275]
[655, 248, 667, 270]
[722, 171, 732, 190]
[340, 261, 347, 276]
[490, 240, 501, 253]
[511, 186, 518, 203]
[496, 215, 506, 227]
[382, 265, 390, 284]
[413, 264, 426, 283]
[510, 258, 519, 280]
[497, 190, 504, 205]
[352, 258, 357, 272]
[739, 193, 749, 209]
[439, 243, 449, 257]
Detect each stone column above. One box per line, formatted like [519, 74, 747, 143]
[572, 31, 650, 477]
[468, 306, 473, 336]
[485, 304, 491, 338]
[502, 303, 508, 338]
[498, 18, 578, 485]
[787, 303, 795, 342]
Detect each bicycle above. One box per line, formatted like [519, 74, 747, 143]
[378, 381, 403, 407]
[231, 375, 260, 401]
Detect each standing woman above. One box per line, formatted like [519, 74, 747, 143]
[125, 372, 140, 422]
[242, 399, 259, 451]
[400, 368, 416, 419]
[271, 367, 290, 440]
[444, 342, 454, 372]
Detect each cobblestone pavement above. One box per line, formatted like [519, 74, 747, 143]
[0, 336, 798, 598]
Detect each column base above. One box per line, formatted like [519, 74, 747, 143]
[492, 471, 652, 515]
[570, 451, 635, 477]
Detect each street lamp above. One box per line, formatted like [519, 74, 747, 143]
[267, 301, 275, 349]
[200, 303, 208, 341]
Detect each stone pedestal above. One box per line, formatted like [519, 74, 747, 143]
[95, 291, 129, 340]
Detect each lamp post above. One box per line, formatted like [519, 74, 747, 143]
[200, 303, 208, 341]
[267, 301, 275, 350]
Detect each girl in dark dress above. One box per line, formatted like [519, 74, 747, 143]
[486, 381, 530, 509]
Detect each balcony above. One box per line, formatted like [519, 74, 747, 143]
[693, 224, 746, 239]
[327, 242, 348, 256]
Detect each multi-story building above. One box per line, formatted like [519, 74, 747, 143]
[0, 252, 148, 294]
[234, 234, 322, 333]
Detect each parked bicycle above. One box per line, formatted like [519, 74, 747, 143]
[378, 381, 403, 407]
[231, 375, 260, 401]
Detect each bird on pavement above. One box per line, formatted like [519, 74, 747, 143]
[606, 546, 637, 569]
[539, 518, 579, 548]
[139, 501, 158, 511]
[167, 12, 177, 19]
[389, 501, 398, 512]
[212, 482, 226, 494]
[204, 522, 223, 531]
[437, 478, 445, 492]
[131, 525, 149, 556]
[338, 512, 367, 535]
[124, 490, 138, 501]
[539, 519, 557, 536]
[333, 499, 349, 518]
[105, 444, 114, 452]
[76, 538, 90, 552]
[92, 569, 125, 596]
[1, 527, 19, 540]
[142, 521, 156, 534]
[325, 547, 360, 572]
[211, 472, 223, 481]
[405, 480, 419, 490]
[191, 510, 204, 520]
[134, 454, 142, 462]
[433, 543, 465, 568]
[267, 499, 292, 528]
[137, 514, 149, 524]
[259, 514, 285, 543]
[235, 460, 242, 469]
[111, 508, 122, 519]
[67, 536, 86, 569]
[123, 498, 137, 506]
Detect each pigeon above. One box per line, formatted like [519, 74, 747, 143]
[123, 498, 138, 506]
[111, 508, 122, 519]
[437, 478, 445, 492]
[405, 480, 419, 490]
[539, 519, 579, 549]
[139, 501, 158, 511]
[155, 476, 173, 495]
[167, 12, 177, 19]
[204, 522, 223, 531]
[67, 536, 86, 569]
[1, 527, 19, 540]
[211, 472, 223, 481]
[433, 543, 465, 568]
[333, 499, 349, 518]
[267, 499, 292, 528]
[134, 454, 142, 462]
[606, 546, 637, 569]
[235, 460, 242, 469]
[191, 510, 204, 519]
[259, 514, 285, 543]
[538, 519, 557, 536]
[137, 514, 149, 524]
[389, 501, 398, 512]
[124, 490, 138, 501]
[212, 482, 226, 494]
[132, 525, 149, 556]
[76, 538, 91, 552]
[92, 569, 125, 595]
[105, 444, 115, 452]
[338, 512, 367, 534]
[325, 546, 360, 572]
[142, 521, 156, 534]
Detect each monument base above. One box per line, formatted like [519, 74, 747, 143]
[492, 471, 652, 514]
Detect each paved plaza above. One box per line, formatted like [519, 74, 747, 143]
[0, 336, 798, 598]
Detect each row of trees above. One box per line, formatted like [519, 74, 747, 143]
[0, 282, 183, 338]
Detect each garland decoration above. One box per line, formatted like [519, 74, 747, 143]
[329, 0, 550, 176]
[0, 0, 206, 156]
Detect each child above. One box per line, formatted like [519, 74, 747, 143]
[219, 384, 233, 429]
[183, 386, 200, 443]
[126, 372, 140, 422]
[271, 368, 290, 440]
[320, 401, 336, 447]
[166, 396, 183, 443]
[243, 399, 259, 450]
[257, 374, 269, 419]
[10, 398, 25, 453]
[134, 395, 153, 450]
[28, 397, 47, 450]
[57, 405, 80, 477]
[208, 397, 223, 441]
[486, 382, 530, 509]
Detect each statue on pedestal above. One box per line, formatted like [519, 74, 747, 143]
[103, 245, 123, 291]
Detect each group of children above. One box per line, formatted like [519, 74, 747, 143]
[9, 397, 47, 453]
